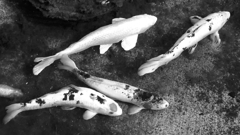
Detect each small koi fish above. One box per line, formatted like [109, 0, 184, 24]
[3, 85, 122, 124]
[138, 11, 231, 76]
[0, 84, 23, 98]
[58, 55, 169, 115]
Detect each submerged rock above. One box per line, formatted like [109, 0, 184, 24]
[28, 0, 125, 20]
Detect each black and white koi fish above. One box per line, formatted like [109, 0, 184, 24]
[3, 85, 122, 124]
[0, 84, 23, 98]
[33, 14, 157, 75]
[138, 11, 231, 76]
[58, 55, 169, 115]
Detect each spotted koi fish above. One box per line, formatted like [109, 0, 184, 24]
[33, 14, 157, 75]
[138, 11, 231, 76]
[58, 55, 169, 115]
[3, 85, 122, 124]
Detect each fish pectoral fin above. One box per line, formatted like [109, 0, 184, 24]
[210, 31, 221, 50]
[188, 43, 198, 54]
[83, 110, 97, 120]
[99, 44, 113, 54]
[61, 106, 76, 110]
[127, 105, 144, 115]
[190, 15, 202, 24]
[121, 34, 138, 51]
[112, 17, 126, 24]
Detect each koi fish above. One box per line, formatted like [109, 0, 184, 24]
[0, 84, 23, 98]
[33, 14, 157, 75]
[58, 55, 169, 115]
[3, 85, 122, 124]
[138, 11, 231, 76]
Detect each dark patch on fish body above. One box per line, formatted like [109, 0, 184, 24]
[124, 85, 130, 90]
[36, 98, 46, 106]
[109, 103, 117, 112]
[76, 70, 90, 79]
[21, 100, 32, 107]
[63, 87, 79, 101]
[186, 30, 191, 33]
[151, 96, 164, 104]
[143, 103, 153, 109]
[134, 89, 153, 101]
[187, 33, 195, 37]
[206, 19, 211, 22]
[97, 96, 106, 104]
[209, 26, 212, 31]
[76, 101, 80, 104]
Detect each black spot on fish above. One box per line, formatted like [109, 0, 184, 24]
[186, 30, 191, 33]
[21, 101, 32, 107]
[143, 103, 153, 109]
[124, 85, 130, 90]
[36, 98, 46, 106]
[209, 26, 212, 31]
[76, 101, 80, 104]
[133, 89, 153, 101]
[109, 112, 114, 114]
[97, 96, 106, 104]
[91, 93, 94, 96]
[80, 93, 83, 95]
[151, 96, 164, 104]
[173, 54, 175, 56]
[187, 33, 195, 38]
[206, 19, 211, 22]
[63, 87, 79, 101]
[76, 70, 90, 79]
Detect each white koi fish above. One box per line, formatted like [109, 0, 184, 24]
[3, 85, 122, 124]
[58, 55, 169, 115]
[33, 14, 157, 75]
[0, 84, 23, 98]
[138, 11, 231, 76]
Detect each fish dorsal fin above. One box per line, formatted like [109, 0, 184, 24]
[112, 18, 126, 24]
[121, 34, 138, 51]
[190, 16, 202, 24]
[127, 105, 144, 115]
[61, 106, 76, 110]
[99, 44, 113, 54]
[83, 110, 97, 120]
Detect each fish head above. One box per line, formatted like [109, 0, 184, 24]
[96, 94, 123, 116]
[206, 11, 231, 31]
[141, 93, 169, 110]
[133, 14, 157, 33]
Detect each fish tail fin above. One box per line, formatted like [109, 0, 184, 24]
[138, 54, 170, 76]
[3, 103, 23, 124]
[33, 53, 62, 75]
[58, 54, 78, 72]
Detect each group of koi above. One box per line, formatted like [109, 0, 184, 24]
[0, 11, 231, 124]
